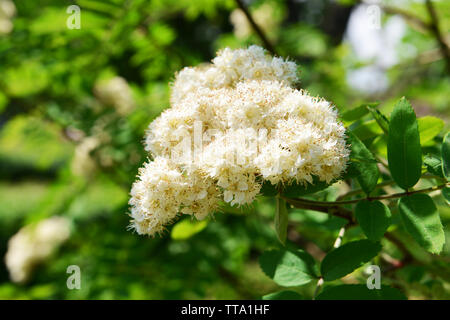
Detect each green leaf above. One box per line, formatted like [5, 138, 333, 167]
[281, 176, 331, 198]
[424, 154, 444, 178]
[320, 240, 382, 281]
[262, 290, 303, 300]
[347, 131, 379, 194]
[417, 116, 444, 144]
[442, 187, 450, 204]
[342, 104, 370, 122]
[398, 194, 445, 254]
[259, 249, 317, 287]
[387, 97, 422, 190]
[355, 200, 392, 241]
[367, 106, 389, 135]
[442, 131, 450, 180]
[316, 284, 406, 300]
[275, 196, 288, 245]
[171, 219, 208, 240]
[260, 180, 278, 197]
[351, 120, 383, 141]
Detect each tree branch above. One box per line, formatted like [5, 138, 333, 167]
[284, 183, 449, 208]
[283, 196, 354, 222]
[234, 0, 277, 56]
[425, 0, 450, 74]
[382, 5, 431, 33]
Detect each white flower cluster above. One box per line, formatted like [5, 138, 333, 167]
[0, 0, 15, 35]
[129, 157, 219, 235]
[94, 76, 135, 115]
[129, 45, 349, 236]
[170, 46, 298, 104]
[5, 217, 71, 283]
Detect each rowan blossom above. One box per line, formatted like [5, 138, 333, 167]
[129, 157, 219, 236]
[94, 76, 135, 115]
[129, 45, 350, 236]
[0, 0, 16, 35]
[5, 217, 71, 283]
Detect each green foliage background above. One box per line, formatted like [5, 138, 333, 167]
[0, 0, 449, 299]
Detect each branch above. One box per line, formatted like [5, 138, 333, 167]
[384, 232, 414, 263]
[234, 0, 277, 56]
[283, 196, 354, 222]
[337, 180, 395, 200]
[382, 5, 431, 33]
[284, 183, 449, 207]
[425, 0, 450, 74]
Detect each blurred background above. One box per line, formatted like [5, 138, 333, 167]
[0, 0, 449, 299]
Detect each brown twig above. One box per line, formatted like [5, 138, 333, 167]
[384, 232, 414, 263]
[382, 5, 431, 33]
[234, 0, 277, 56]
[283, 197, 354, 222]
[337, 180, 395, 200]
[284, 183, 449, 207]
[425, 0, 450, 74]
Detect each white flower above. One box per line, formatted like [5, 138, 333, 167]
[5, 217, 71, 283]
[94, 76, 135, 115]
[128, 157, 219, 236]
[130, 46, 350, 236]
[0, 0, 16, 35]
[170, 45, 298, 104]
[71, 136, 100, 177]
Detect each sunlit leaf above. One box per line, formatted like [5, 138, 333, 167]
[367, 106, 389, 135]
[417, 116, 444, 144]
[320, 240, 381, 281]
[424, 154, 444, 178]
[171, 219, 208, 240]
[387, 98, 422, 190]
[355, 200, 391, 241]
[398, 194, 445, 254]
[259, 249, 317, 287]
[347, 131, 379, 195]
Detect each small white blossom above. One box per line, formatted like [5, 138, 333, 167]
[0, 0, 16, 35]
[5, 217, 71, 283]
[170, 45, 298, 104]
[94, 76, 135, 115]
[71, 136, 100, 177]
[129, 157, 219, 236]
